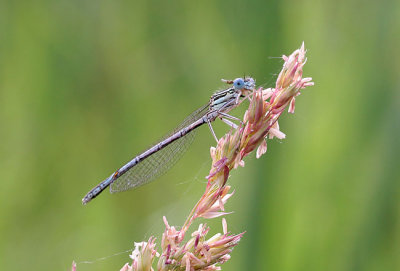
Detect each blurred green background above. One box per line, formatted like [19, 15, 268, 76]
[1, 0, 399, 270]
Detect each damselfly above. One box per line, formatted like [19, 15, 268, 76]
[82, 77, 255, 204]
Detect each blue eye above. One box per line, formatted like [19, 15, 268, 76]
[233, 78, 245, 89]
[245, 78, 255, 89]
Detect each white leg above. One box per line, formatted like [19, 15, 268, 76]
[218, 112, 242, 122]
[221, 118, 238, 129]
[207, 121, 219, 143]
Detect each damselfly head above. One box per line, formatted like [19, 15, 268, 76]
[222, 77, 256, 91]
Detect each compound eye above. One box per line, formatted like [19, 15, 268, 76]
[233, 78, 245, 90]
[245, 78, 255, 89]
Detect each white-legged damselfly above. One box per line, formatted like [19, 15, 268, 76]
[82, 77, 255, 204]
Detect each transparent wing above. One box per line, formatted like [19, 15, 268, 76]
[110, 103, 210, 193]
